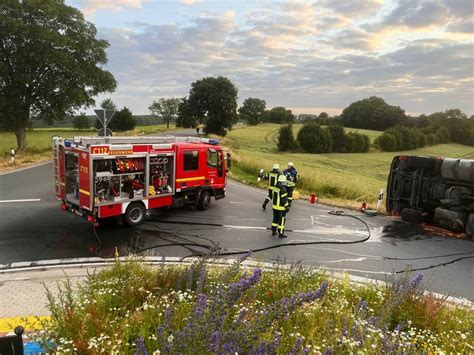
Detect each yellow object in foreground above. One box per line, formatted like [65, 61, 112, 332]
[292, 190, 300, 200]
[0, 316, 50, 332]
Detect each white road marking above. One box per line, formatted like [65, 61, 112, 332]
[0, 199, 41, 203]
[224, 224, 267, 230]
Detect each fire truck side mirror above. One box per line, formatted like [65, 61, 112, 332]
[226, 153, 232, 171]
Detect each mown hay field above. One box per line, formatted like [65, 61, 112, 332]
[224, 124, 474, 207]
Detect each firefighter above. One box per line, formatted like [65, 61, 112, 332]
[260, 163, 281, 210]
[271, 174, 289, 238]
[283, 162, 299, 207]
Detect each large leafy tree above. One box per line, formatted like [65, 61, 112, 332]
[0, 0, 116, 150]
[149, 98, 180, 129]
[176, 97, 196, 128]
[262, 107, 295, 124]
[188, 76, 238, 136]
[341, 96, 406, 131]
[238, 97, 266, 125]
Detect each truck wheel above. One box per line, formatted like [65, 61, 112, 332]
[401, 208, 425, 224]
[197, 190, 211, 210]
[124, 202, 146, 226]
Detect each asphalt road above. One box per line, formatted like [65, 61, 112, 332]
[1, 153, 473, 299]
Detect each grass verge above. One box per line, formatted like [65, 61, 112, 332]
[32, 257, 473, 353]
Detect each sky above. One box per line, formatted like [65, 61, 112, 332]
[66, 0, 474, 116]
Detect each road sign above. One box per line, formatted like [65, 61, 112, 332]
[98, 128, 113, 137]
[94, 109, 116, 127]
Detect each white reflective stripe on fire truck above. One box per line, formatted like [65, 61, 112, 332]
[176, 176, 205, 182]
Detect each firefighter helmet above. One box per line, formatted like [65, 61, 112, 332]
[273, 163, 280, 170]
[278, 175, 287, 183]
[288, 162, 294, 167]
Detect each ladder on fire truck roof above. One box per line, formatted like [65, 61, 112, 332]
[62, 136, 220, 146]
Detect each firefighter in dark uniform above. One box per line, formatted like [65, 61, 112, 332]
[283, 162, 299, 207]
[261, 163, 281, 210]
[271, 174, 289, 238]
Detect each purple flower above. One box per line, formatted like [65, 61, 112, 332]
[323, 346, 333, 355]
[193, 294, 207, 318]
[210, 330, 222, 351]
[358, 300, 368, 312]
[196, 267, 207, 294]
[292, 337, 303, 353]
[134, 336, 148, 355]
[409, 272, 423, 289]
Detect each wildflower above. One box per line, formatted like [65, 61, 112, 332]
[135, 337, 148, 355]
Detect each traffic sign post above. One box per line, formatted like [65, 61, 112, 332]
[94, 109, 116, 136]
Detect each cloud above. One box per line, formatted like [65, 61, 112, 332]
[83, 0, 473, 115]
[179, 0, 201, 5]
[320, 0, 383, 18]
[72, 0, 143, 15]
[380, 0, 452, 28]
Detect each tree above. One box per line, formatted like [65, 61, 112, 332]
[328, 123, 345, 152]
[109, 107, 136, 132]
[297, 123, 333, 153]
[72, 113, 90, 130]
[148, 98, 180, 129]
[0, 1, 116, 150]
[188, 76, 238, 136]
[100, 98, 117, 110]
[176, 97, 196, 128]
[341, 96, 406, 131]
[318, 112, 329, 120]
[277, 124, 295, 151]
[262, 107, 295, 124]
[238, 98, 266, 125]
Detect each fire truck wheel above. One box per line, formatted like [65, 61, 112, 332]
[197, 190, 211, 210]
[124, 202, 146, 226]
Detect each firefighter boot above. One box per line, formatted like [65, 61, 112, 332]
[278, 233, 287, 238]
[271, 227, 277, 236]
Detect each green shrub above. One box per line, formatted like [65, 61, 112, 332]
[297, 123, 333, 153]
[376, 133, 398, 151]
[328, 124, 345, 152]
[426, 133, 439, 146]
[277, 124, 295, 151]
[436, 127, 450, 143]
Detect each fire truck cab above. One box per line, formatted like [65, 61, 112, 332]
[53, 136, 230, 226]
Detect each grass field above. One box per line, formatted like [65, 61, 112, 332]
[224, 124, 474, 208]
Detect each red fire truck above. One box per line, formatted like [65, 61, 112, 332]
[53, 136, 230, 226]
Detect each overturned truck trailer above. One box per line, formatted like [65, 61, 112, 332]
[386, 156, 474, 237]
